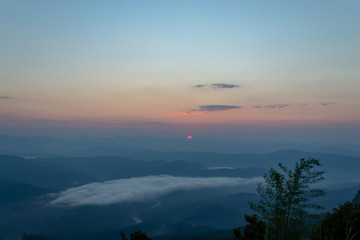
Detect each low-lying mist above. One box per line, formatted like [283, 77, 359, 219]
[50, 175, 262, 206]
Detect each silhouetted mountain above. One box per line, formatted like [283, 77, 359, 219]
[1, 145, 360, 239]
[36, 155, 265, 180]
[0, 178, 51, 206]
[0, 185, 257, 239]
[0, 155, 96, 189]
[318, 185, 360, 210]
[352, 189, 360, 203]
[1, 135, 360, 157]
[124, 149, 360, 185]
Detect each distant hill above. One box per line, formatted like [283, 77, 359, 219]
[36, 155, 265, 180]
[3, 148, 359, 188]
[0, 178, 51, 206]
[1, 135, 360, 157]
[109, 149, 360, 186]
[0, 155, 96, 189]
[352, 189, 360, 203]
[1, 147, 360, 239]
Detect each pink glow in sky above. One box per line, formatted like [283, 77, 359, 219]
[0, 1, 359, 145]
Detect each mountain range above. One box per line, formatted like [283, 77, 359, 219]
[0, 136, 359, 239]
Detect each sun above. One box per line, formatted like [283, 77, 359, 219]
[187, 136, 192, 139]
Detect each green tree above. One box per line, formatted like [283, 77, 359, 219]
[233, 214, 268, 240]
[250, 158, 325, 240]
[242, 214, 267, 240]
[312, 202, 360, 240]
[120, 230, 152, 240]
[233, 226, 243, 240]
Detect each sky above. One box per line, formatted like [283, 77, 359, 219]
[0, 0, 359, 144]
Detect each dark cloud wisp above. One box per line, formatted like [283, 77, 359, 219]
[321, 102, 335, 106]
[0, 96, 11, 99]
[152, 121, 168, 126]
[210, 83, 240, 89]
[194, 83, 241, 89]
[193, 84, 207, 88]
[199, 105, 242, 111]
[254, 104, 289, 109]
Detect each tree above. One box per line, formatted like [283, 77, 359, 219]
[233, 214, 267, 240]
[242, 214, 267, 240]
[250, 158, 325, 240]
[233, 226, 243, 240]
[120, 230, 152, 240]
[312, 202, 360, 240]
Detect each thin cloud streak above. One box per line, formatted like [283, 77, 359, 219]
[176, 111, 203, 116]
[193, 84, 207, 88]
[321, 102, 335, 106]
[50, 175, 262, 207]
[199, 105, 242, 111]
[193, 83, 241, 89]
[210, 83, 241, 89]
[151, 121, 168, 126]
[254, 104, 289, 109]
[176, 105, 242, 116]
[0, 96, 11, 99]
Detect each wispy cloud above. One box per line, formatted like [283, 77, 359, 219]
[194, 83, 241, 89]
[151, 121, 168, 126]
[176, 111, 203, 116]
[50, 175, 262, 207]
[210, 83, 241, 89]
[199, 105, 242, 111]
[320, 102, 335, 106]
[0, 96, 11, 99]
[194, 84, 207, 88]
[254, 104, 289, 109]
[176, 104, 242, 116]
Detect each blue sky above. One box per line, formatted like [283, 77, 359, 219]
[0, 0, 359, 144]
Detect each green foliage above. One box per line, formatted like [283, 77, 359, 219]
[233, 214, 267, 240]
[312, 202, 360, 240]
[121, 231, 127, 240]
[250, 158, 325, 240]
[245, 214, 267, 240]
[120, 230, 152, 240]
[233, 227, 243, 240]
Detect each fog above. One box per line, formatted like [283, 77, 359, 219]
[50, 175, 262, 206]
